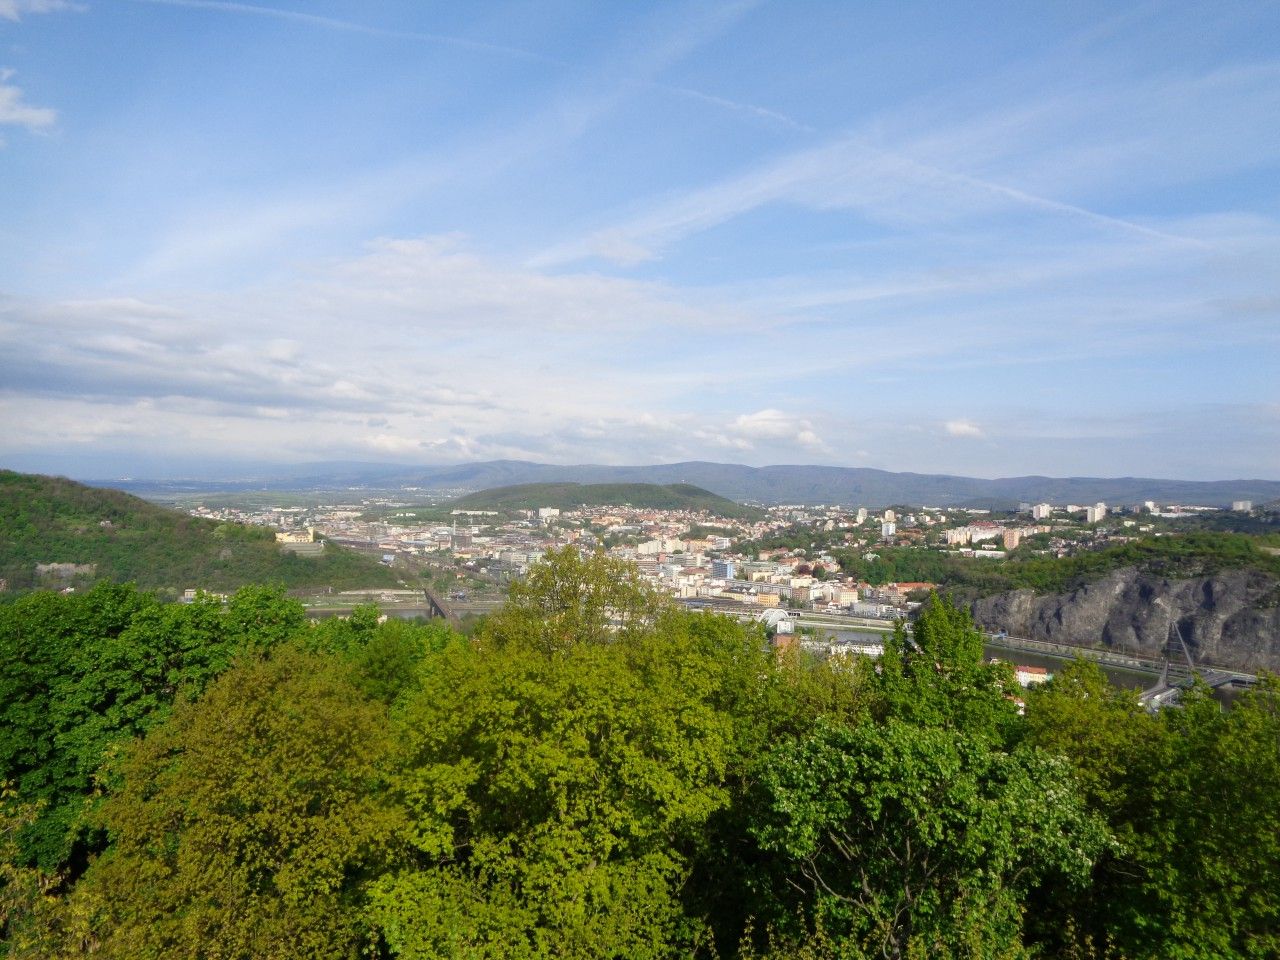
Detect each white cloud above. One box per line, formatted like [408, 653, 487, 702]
[730, 409, 829, 452]
[0, 0, 83, 21]
[944, 419, 985, 439]
[0, 68, 56, 131]
[2, 217, 1275, 475]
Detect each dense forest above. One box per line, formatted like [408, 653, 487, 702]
[1, 548, 1277, 958]
[0, 471, 397, 593]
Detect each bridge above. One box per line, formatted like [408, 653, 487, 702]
[406, 588, 505, 626]
[302, 588, 502, 628]
[1138, 613, 1257, 708]
[421, 586, 459, 625]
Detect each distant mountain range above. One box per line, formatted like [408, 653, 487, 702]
[448, 482, 765, 519]
[88, 459, 1280, 509]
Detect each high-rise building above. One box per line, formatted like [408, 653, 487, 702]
[1232, 500, 1253, 512]
[1031, 503, 1052, 520]
[1085, 502, 1108, 524]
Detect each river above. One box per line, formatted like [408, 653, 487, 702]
[819, 628, 1157, 691]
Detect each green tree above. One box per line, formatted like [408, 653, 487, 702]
[1125, 681, 1280, 959]
[370, 636, 733, 957]
[367, 551, 779, 958]
[0, 787, 62, 959]
[0, 585, 306, 873]
[1025, 666, 1280, 959]
[750, 719, 1107, 959]
[58, 647, 402, 959]
[481, 546, 668, 655]
[872, 595, 1020, 741]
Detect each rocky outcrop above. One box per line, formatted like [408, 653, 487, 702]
[970, 567, 1280, 673]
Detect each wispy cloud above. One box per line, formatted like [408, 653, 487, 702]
[658, 84, 813, 133]
[129, 0, 803, 136]
[944, 419, 984, 439]
[531, 60, 1279, 267]
[0, 0, 83, 21]
[128, 0, 562, 65]
[2, 3, 1277, 480]
[730, 409, 830, 452]
[532, 135, 1202, 268]
[0, 68, 56, 131]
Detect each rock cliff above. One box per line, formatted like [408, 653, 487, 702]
[970, 567, 1280, 673]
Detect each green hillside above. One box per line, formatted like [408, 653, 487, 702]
[0, 470, 397, 594]
[829, 532, 1280, 594]
[447, 481, 764, 519]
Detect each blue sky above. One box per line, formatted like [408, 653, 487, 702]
[1, 0, 1277, 480]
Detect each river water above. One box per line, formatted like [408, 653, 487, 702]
[819, 629, 1157, 691]
[818, 628, 1256, 707]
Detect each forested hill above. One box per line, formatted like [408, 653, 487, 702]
[0, 470, 397, 593]
[828, 531, 1280, 596]
[446, 481, 765, 519]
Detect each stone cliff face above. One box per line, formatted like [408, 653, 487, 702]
[970, 567, 1280, 673]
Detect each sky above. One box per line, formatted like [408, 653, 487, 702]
[0, 0, 1278, 481]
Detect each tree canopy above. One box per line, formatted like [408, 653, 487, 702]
[1, 554, 1277, 959]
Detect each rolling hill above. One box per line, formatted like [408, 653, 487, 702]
[0, 470, 398, 594]
[446, 481, 765, 519]
[97, 459, 1280, 509]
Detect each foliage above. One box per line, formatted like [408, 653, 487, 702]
[367, 570, 779, 958]
[0, 470, 398, 593]
[1024, 667, 1280, 959]
[872, 596, 1021, 740]
[831, 532, 1280, 595]
[1133, 680, 1280, 959]
[741, 595, 1104, 958]
[0, 583, 304, 872]
[1000, 532, 1280, 592]
[58, 648, 403, 959]
[0, 789, 61, 959]
[481, 546, 669, 655]
[750, 720, 1107, 959]
[2, 548, 1278, 959]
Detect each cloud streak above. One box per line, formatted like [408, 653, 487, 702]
[0, 0, 82, 21]
[128, 0, 563, 66]
[531, 59, 1278, 267]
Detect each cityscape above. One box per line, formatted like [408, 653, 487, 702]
[2, 1, 1278, 957]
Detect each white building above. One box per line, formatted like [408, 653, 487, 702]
[1085, 502, 1108, 524]
[1031, 503, 1052, 520]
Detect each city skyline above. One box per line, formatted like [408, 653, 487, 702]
[2, 0, 1278, 480]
